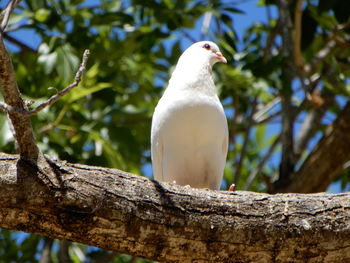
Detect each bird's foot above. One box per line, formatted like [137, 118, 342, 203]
[228, 184, 235, 192]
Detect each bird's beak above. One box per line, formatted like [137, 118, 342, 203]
[215, 51, 227, 64]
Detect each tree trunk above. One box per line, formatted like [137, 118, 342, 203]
[0, 152, 349, 263]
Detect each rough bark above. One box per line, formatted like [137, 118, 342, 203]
[276, 101, 350, 193]
[0, 34, 39, 159]
[0, 152, 349, 263]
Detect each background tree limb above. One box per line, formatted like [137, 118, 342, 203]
[276, 0, 296, 187]
[275, 101, 350, 193]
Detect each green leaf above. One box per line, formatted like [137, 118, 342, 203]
[38, 51, 58, 74]
[56, 44, 80, 83]
[89, 130, 126, 169]
[255, 124, 266, 148]
[308, 5, 339, 30]
[63, 82, 113, 103]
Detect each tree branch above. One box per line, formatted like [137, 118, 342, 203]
[244, 134, 281, 190]
[0, 0, 17, 33]
[294, 90, 334, 159]
[0, 49, 90, 116]
[39, 238, 53, 263]
[304, 20, 350, 76]
[293, 0, 304, 72]
[253, 96, 281, 122]
[58, 240, 72, 263]
[0, 152, 349, 263]
[0, 28, 38, 159]
[0, 5, 90, 195]
[277, 101, 350, 193]
[234, 99, 257, 185]
[0, 0, 22, 20]
[276, 0, 296, 187]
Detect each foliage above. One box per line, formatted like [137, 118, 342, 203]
[0, 0, 350, 262]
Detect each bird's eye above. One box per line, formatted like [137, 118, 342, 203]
[203, 43, 211, 50]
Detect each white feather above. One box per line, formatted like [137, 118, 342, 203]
[151, 41, 228, 190]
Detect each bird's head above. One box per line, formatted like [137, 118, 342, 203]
[169, 41, 227, 86]
[181, 41, 227, 67]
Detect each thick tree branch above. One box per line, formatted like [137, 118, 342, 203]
[0, 30, 39, 159]
[277, 101, 350, 193]
[0, 152, 349, 263]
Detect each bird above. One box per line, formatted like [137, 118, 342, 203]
[151, 41, 228, 190]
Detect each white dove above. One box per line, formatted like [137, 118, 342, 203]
[151, 41, 228, 190]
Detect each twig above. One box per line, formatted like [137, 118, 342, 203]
[0, 0, 21, 18]
[243, 134, 281, 190]
[253, 96, 281, 122]
[253, 110, 281, 124]
[262, 20, 279, 63]
[304, 20, 350, 76]
[304, 39, 337, 75]
[234, 99, 257, 185]
[0, 0, 16, 34]
[39, 105, 69, 134]
[0, 49, 90, 116]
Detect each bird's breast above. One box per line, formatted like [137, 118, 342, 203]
[156, 92, 227, 145]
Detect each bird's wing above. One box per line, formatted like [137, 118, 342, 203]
[151, 136, 163, 181]
[222, 124, 229, 156]
[151, 121, 164, 181]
